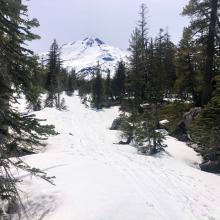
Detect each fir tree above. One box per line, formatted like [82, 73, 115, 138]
[127, 3, 149, 106]
[112, 61, 126, 102]
[91, 65, 105, 109]
[66, 69, 76, 96]
[134, 107, 167, 154]
[175, 28, 203, 106]
[190, 76, 220, 162]
[134, 32, 167, 154]
[105, 69, 113, 102]
[163, 29, 176, 97]
[119, 5, 167, 154]
[0, 0, 55, 208]
[45, 39, 62, 109]
[25, 55, 45, 111]
[182, 0, 220, 105]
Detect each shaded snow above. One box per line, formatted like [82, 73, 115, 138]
[16, 94, 220, 220]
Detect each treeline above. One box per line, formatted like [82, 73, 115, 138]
[75, 61, 126, 109]
[34, 39, 122, 110]
[75, 1, 220, 170]
[22, 37, 127, 111]
[120, 1, 220, 169]
[32, 0, 220, 168]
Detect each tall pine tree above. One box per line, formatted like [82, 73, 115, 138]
[0, 0, 55, 208]
[127, 3, 149, 106]
[182, 0, 220, 106]
[91, 64, 105, 109]
[175, 28, 203, 106]
[112, 61, 126, 102]
[45, 39, 62, 109]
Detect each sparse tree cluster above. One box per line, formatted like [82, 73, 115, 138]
[117, 0, 220, 165]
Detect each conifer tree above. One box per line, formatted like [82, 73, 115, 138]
[25, 56, 46, 111]
[112, 61, 126, 102]
[134, 32, 167, 154]
[91, 65, 105, 109]
[0, 0, 55, 208]
[105, 69, 112, 102]
[190, 75, 220, 162]
[152, 29, 166, 100]
[66, 69, 76, 96]
[163, 30, 176, 96]
[119, 4, 149, 145]
[45, 39, 62, 109]
[175, 28, 203, 106]
[120, 5, 167, 154]
[182, 0, 220, 105]
[126, 28, 142, 102]
[127, 3, 149, 106]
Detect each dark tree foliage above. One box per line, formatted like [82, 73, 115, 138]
[66, 69, 76, 96]
[0, 0, 56, 210]
[112, 61, 126, 102]
[26, 56, 45, 111]
[45, 39, 62, 109]
[177, 0, 220, 167]
[119, 4, 168, 154]
[163, 30, 177, 96]
[175, 28, 203, 106]
[190, 76, 220, 161]
[105, 69, 113, 102]
[134, 107, 167, 155]
[182, 0, 220, 106]
[126, 4, 149, 106]
[133, 31, 171, 154]
[91, 65, 105, 109]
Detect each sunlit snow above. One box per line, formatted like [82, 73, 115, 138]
[14, 94, 220, 220]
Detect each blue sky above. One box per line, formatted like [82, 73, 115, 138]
[26, 0, 189, 53]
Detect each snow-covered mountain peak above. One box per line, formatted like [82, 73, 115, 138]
[40, 37, 129, 79]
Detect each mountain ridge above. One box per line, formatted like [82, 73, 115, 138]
[40, 36, 129, 78]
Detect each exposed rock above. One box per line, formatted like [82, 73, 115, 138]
[110, 117, 123, 130]
[172, 121, 189, 142]
[183, 107, 201, 129]
[200, 160, 220, 173]
[117, 135, 133, 145]
[172, 107, 201, 142]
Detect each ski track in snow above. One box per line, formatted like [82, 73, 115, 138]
[17, 95, 220, 220]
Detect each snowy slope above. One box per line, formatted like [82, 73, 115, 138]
[40, 37, 129, 78]
[17, 94, 220, 220]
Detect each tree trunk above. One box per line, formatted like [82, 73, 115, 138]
[57, 92, 60, 110]
[0, 63, 10, 155]
[202, 0, 218, 106]
[187, 53, 202, 107]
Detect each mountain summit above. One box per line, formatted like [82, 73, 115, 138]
[41, 37, 129, 78]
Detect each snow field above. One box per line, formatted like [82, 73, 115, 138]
[17, 94, 220, 220]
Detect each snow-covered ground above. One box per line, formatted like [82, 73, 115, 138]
[17, 94, 220, 220]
